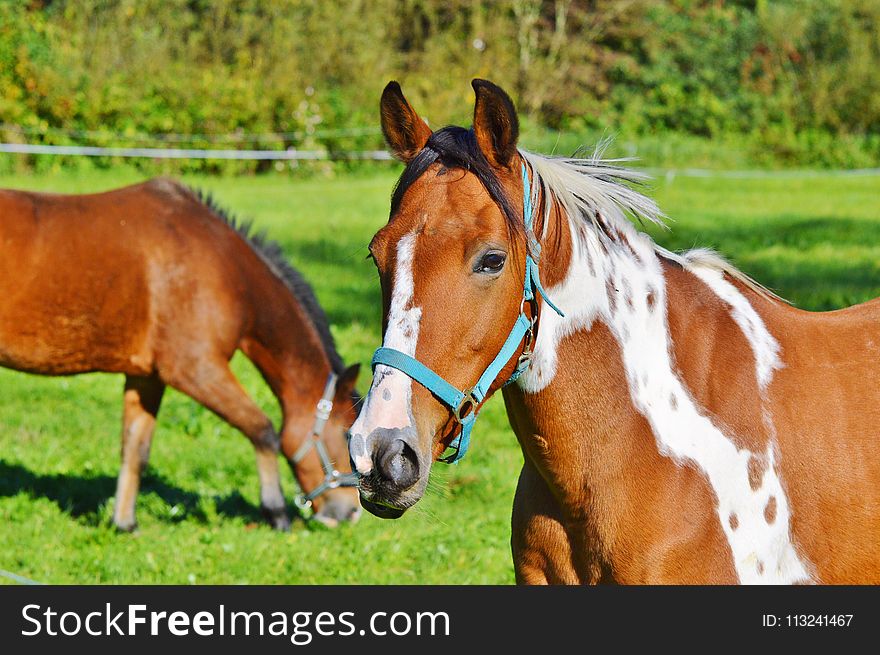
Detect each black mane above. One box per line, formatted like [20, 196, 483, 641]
[390, 126, 520, 230]
[191, 187, 345, 375]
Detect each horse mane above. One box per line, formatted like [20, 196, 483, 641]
[188, 187, 346, 374]
[520, 146, 785, 302]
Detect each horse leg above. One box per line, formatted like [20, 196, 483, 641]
[113, 374, 165, 532]
[511, 459, 581, 585]
[165, 360, 290, 531]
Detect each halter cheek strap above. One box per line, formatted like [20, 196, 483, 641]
[290, 372, 360, 515]
[370, 163, 564, 464]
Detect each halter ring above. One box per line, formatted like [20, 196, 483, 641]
[316, 398, 333, 420]
[453, 391, 478, 423]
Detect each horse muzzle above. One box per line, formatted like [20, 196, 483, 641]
[348, 425, 429, 519]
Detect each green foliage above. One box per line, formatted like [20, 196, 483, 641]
[611, 1, 763, 135]
[0, 167, 878, 583]
[0, 1, 878, 173]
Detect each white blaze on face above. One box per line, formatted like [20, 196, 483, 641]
[349, 232, 420, 475]
[519, 215, 813, 584]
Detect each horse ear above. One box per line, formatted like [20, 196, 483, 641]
[472, 79, 519, 170]
[337, 363, 361, 396]
[380, 81, 432, 163]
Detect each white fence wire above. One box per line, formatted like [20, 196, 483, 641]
[0, 142, 392, 161]
[0, 122, 383, 144]
[0, 130, 878, 177]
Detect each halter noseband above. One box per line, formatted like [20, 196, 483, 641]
[290, 372, 360, 515]
[371, 163, 564, 464]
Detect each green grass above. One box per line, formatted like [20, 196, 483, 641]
[0, 166, 878, 584]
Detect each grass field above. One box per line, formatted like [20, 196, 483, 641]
[1, 165, 879, 584]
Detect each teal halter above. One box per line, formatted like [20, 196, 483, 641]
[370, 163, 564, 464]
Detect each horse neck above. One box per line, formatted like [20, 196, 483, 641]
[241, 278, 336, 429]
[509, 203, 667, 534]
[507, 198, 797, 580]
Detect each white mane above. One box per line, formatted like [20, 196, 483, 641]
[519, 148, 784, 302]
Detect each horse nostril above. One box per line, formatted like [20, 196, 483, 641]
[376, 438, 420, 490]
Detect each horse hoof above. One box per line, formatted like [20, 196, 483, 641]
[272, 515, 291, 532]
[262, 506, 291, 532]
[115, 519, 138, 533]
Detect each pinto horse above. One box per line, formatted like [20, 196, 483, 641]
[349, 79, 880, 584]
[0, 179, 361, 530]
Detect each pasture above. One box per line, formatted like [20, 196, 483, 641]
[1, 166, 878, 584]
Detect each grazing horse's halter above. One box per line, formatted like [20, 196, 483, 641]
[371, 163, 564, 464]
[290, 373, 359, 515]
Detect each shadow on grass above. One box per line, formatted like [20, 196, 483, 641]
[0, 460, 264, 527]
[651, 216, 880, 311]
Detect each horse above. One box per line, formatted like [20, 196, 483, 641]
[347, 79, 880, 584]
[0, 178, 361, 531]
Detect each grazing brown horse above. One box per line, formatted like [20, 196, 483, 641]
[0, 179, 361, 531]
[348, 79, 880, 584]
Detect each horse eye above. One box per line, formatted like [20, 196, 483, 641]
[477, 251, 506, 274]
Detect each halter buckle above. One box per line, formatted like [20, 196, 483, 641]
[520, 312, 536, 360]
[325, 470, 342, 490]
[453, 390, 478, 423]
[316, 398, 333, 421]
